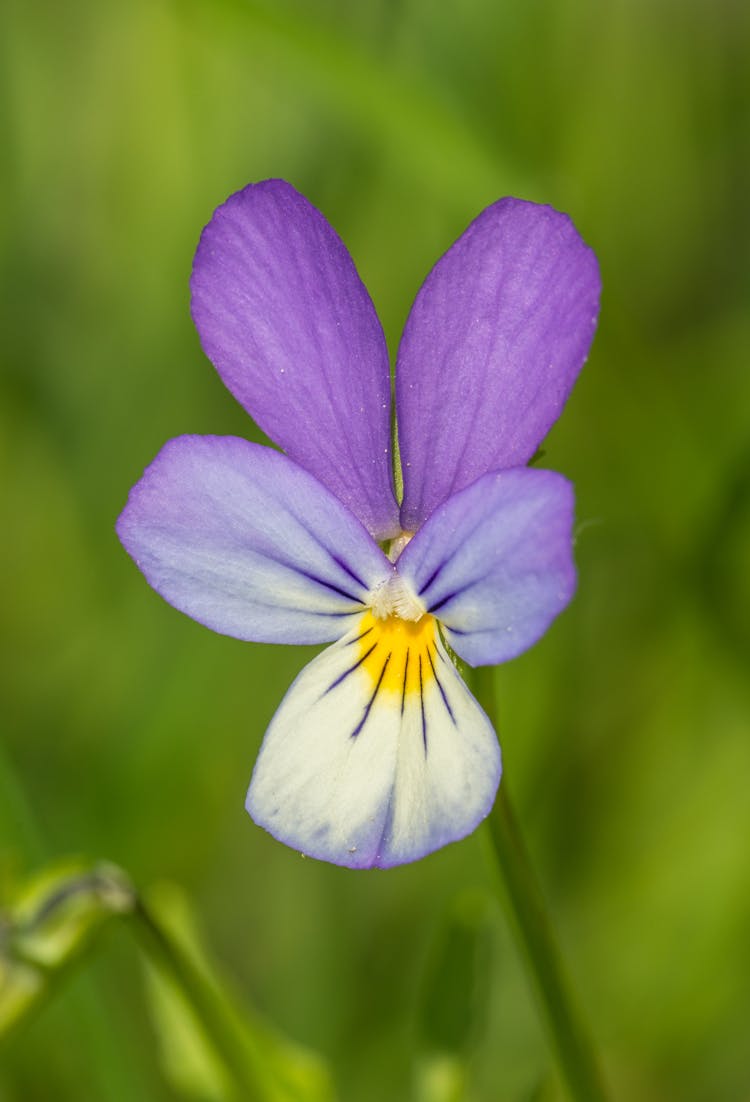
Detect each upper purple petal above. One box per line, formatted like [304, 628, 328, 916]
[397, 467, 576, 666]
[396, 198, 600, 530]
[190, 180, 400, 541]
[116, 435, 392, 645]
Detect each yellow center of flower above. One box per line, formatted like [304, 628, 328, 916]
[357, 609, 437, 698]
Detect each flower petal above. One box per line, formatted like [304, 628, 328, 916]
[190, 179, 400, 540]
[396, 198, 600, 529]
[397, 468, 576, 666]
[246, 611, 501, 868]
[116, 435, 392, 645]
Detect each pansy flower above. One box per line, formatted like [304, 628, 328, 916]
[117, 180, 600, 869]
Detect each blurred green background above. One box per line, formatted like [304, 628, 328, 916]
[2, 0, 749, 1098]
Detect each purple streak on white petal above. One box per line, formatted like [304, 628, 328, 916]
[116, 436, 392, 645]
[396, 198, 600, 529]
[190, 179, 400, 540]
[397, 468, 576, 666]
[246, 622, 501, 869]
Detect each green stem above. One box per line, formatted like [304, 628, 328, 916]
[472, 667, 608, 1102]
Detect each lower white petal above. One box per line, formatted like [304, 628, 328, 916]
[246, 612, 501, 868]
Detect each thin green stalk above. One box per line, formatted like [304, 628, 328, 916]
[0, 738, 46, 864]
[130, 897, 274, 1102]
[472, 667, 608, 1102]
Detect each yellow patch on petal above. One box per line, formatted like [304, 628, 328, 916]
[358, 609, 437, 699]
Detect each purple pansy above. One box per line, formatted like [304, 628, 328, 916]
[117, 180, 600, 869]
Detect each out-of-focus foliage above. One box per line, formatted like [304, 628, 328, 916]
[0, 862, 133, 1039]
[414, 891, 493, 1102]
[417, 891, 492, 1059]
[1, 0, 748, 1098]
[0, 862, 334, 1102]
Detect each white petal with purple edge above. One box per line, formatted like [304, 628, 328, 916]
[116, 436, 392, 645]
[396, 197, 600, 529]
[397, 467, 576, 667]
[190, 180, 400, 541]
[246, 612, 501, 868]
